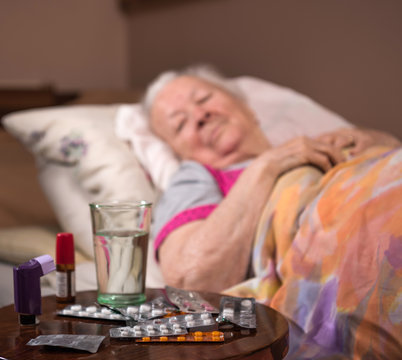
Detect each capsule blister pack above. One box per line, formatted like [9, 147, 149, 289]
[110, 319, 187, 339]
[112, 331, 225, 343]
[172, 312, 218, 332]
[217, 296, 257, 329]
[57, 296, 178, 323]
[57, 304, 128, 321]
[110, 311, 218, 340]
[165, 286, 219, 314]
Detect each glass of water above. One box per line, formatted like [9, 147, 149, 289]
[89, 200, 152, 306]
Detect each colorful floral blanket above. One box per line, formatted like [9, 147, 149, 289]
[225, 146, 402, 359]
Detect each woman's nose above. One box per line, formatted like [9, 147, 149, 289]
[194, 109, 211, 128]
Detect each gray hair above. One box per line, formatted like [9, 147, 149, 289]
[141, 64, 244, 116]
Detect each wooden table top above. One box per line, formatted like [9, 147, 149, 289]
[0, 289, 289, 360]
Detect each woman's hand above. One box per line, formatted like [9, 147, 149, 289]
[255, 136, 346, 177]
[317, 128, 401, 157]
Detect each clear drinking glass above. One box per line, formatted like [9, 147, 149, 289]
[89, 200, 152, 306]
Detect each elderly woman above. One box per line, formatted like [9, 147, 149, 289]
[145, 67, 399, 288]
[144, 67, 402, 359]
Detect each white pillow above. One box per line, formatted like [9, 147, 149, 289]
[3, 105, 156, 259]
[115, 76, 352, 190]
[115, 104, 180, 191]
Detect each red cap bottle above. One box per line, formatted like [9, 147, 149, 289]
[55, 233, 76, 303]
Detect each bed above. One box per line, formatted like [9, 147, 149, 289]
[1, 75, 400, 359]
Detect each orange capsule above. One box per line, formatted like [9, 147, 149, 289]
[160, 336, 168, 342]
[194, 336, 203, 342]
[194, 331, 203, 337]
[142, 337, 151, 342]
[177, 336, 186, 341]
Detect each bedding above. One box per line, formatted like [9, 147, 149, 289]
[224, 146, 402, 359]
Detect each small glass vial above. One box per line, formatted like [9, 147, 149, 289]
[56, 233, 76, 303]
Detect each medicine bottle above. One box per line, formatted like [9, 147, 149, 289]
[56, 232, 76, 303]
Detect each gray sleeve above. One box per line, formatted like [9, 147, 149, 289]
[151, 160, 223, 240]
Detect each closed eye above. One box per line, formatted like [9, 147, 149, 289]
[176, 118, 187, 133]
[196, 92, 212, 104]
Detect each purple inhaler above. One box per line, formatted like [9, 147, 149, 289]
[13, 254, 55, 325]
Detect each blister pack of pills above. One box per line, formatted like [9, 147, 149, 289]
[27, 334, 105, 353]
[217, 296, 257, 329]
[57, 296, 178, 323]
[57, 304, 128, 322]
[110, 319, 187, 339]
[112, 331, 226, 343]
[117, 296, 178, 322]
[173, 312, 218, 332]
[110, 311, 218, 340]
[165, 286, 219, 313]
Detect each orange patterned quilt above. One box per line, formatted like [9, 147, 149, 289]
[225, 146, 402, 359]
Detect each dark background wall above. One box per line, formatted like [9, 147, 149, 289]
[1, 0, 401, 137]
[128, 0, 402, 137]
[0, 0, 128, 90]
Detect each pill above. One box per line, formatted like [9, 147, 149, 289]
[152, 309, 163, 316]
[78, 311, 88, 317]
[169, 317, 178, 323]
[71, 305, 82, 311]
[94, 312, 103, 318]
[86, 306, 97, 313]
[173, 323, 181, 329]
[110, 314, 122, 319]
[203, 318, 212, 325]
[121, 330, 130, 336]
[148, 329, 155, 336]
[159, 324, 167, 330]
[160, 329, 169, 335]
[134, 331, 142, 337]
[127, 306, 139, 315]
[134, 325, 142, 331]
[200, 313, 210, 320]
[194, 336, 203, 342]
[186, 320, 195, 327]
[177, 336, 186, 341]
[147, 325, 154, 331]
[101, 308, 112, 315]
[62, 309, 74, 315]
[184, 314, 193, 321]
[174, 328, 183, 334]
[241, 299, 252, 308]
[160, 336, 168, 341]
[142, 337, 151, 342]
[140, 304, 151, 313]
[223, 308, 234, 318]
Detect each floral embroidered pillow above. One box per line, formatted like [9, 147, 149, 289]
[2, 105, 156, 258]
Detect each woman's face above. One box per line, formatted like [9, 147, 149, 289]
[150, 76, 259, 168]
